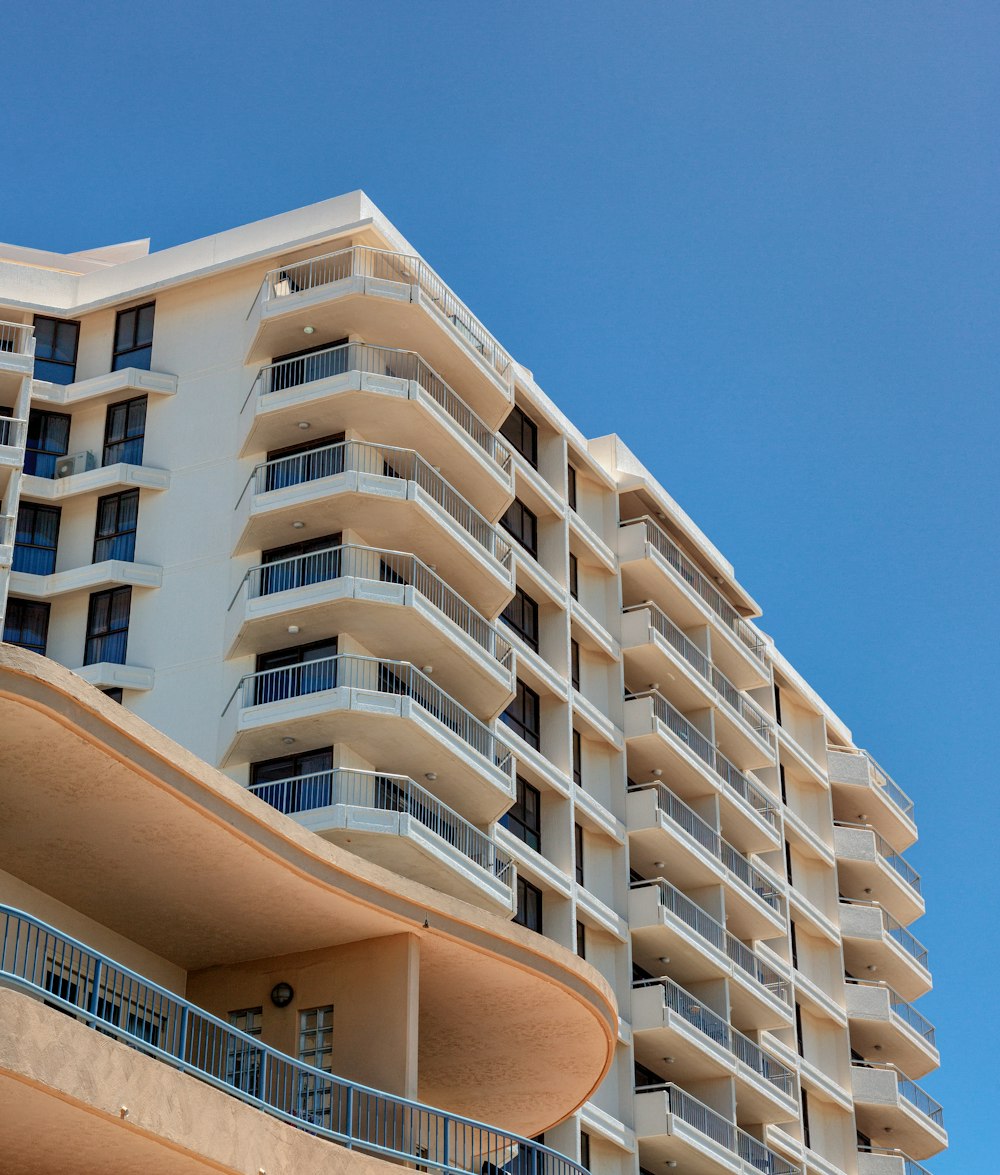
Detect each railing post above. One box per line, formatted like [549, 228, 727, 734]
[345, 1084, 354, 1149]
[85, 958, 103, 1027]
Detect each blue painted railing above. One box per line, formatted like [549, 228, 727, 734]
[0, 905, 584, 1175]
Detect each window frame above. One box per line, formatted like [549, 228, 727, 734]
[33, 315, 80, 386]
[572, 728, 583, 787]
[500, 405, 538, 468]
[93, 489, 139, 563]
[570, 638, 581, 691]
[501, 774, 542, 852]
[3, 597, 51, 655]
[112, 302, 155, 372]
[501, 497, 538, 560]
[24, 408, 71, 478]
[567, 464, 577, 512]
[84, 585, 132, 665]
[575, 822, 585, 886]
[13, 501, 61, 575]
[103, 395, 148, 466]
[501, 679, 541, 751]
[501, 585, 540, 652]
[514, 875, 543, 934]
[568, 552, 579, 600]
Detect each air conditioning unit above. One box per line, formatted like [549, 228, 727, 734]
[56, 450, 96, 479]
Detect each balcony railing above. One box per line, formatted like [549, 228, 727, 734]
[256, 245, 514, 388]
[634, 1081, 798, 1174]
[247, 341, 512, 475]
[624, 601, 773, 744]
[622, 516, 766, 664]
[249, 767, 514, 886]
[225, 653, 512, 776]
[627, 689, 777, 828]
[0, 416, 27, 449]
[835, 822, 922, 895]
[229, 543, 513, 674]
[0, 319, 35, 357]
[844, 979, 936, 1045]
[631, 878, 790, 1004]
[0, 904, 584, 1175]
[239, 439, 511, 569]
[839, 900, 930, 970]
[852, 1062, 944, 1127]
[634, 977, 794, 1094]
[858, 1147, 931, 1175]
[628, 782, 782, 914]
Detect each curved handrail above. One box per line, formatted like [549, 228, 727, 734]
[0, 904, 585, 1175]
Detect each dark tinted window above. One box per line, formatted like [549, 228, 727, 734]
[24, 409, 70, 478]
[94, 490, 139, 562]
[33, 316, 79, 385]
[501, 498, 538, 559]
[3, 598, 50, 655]
[501, 775, 541, 851]
[568, 552, 579, 599]
[501, 586, 539, 651]
[567, 464, 577, 511]
[514, 876, 543, 934]
[13, 502, 60, 574]
[251, 746, 334, 814]
[500, 405, 538, 467]
[501, 680, 541, 750]
[571, 638, 581, 690]
[572, 729, 583, 787]
[575, 822, 585, 885]
[84, 586, 132, 665]
[112, 302, 155, 371]
[103, 396, 147, 466]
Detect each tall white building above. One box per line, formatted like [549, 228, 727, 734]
[0, 193, 944, 1175]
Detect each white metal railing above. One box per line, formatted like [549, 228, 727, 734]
[249, 768, 513, 887]
[229, 543, 513, 674]
[246, 341, 511, 475]
[844, 979, 936, 1046]
[622, 516, 767, 664]
[852, 1062, 944, 1126]
[631, 877, 790, 1004]
[834, 822, 921, 894]
[223, 653, 512, 778]
[857, 1147, 931, 1175]
[0, 416, 27, 449]
[634, 1082, 798, 1174]
[238, 439, 511, 570]
[829, 745, 916, 821]
[626, 688, 778, 828]
[624, 600, 773, 744]
[634, 977, 794, 1093]
[839, 900, 930, 970]
[628, 781, 782, 914]
[0, 320, 35, 357]
[254, 246, 514, 388]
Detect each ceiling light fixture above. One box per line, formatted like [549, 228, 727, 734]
[303, 325, 316, 335]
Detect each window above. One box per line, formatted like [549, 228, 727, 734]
[84, 586, 131, 665]
[802, 1089, 811, 1151]
[33, 316, 80, 385]
[779, 762, 788, 805]
[502, 680, 541, 750]
[260, 532, 343, 595]
[784, 839, 794, 885]
[501, 498, 538, 559]
[24, 408, 70, 478]
[501, 586, 539, 651]
[94, 490, 139, 562]
[263, 432, 345, 492]
[13, 503, 60, 574]
[299, 1004, 335, 1124]
[227, 1006, 263, 1096]
[514, 876, 543, 934]
[795, 1002, 805, 1058]
[774, 683, 782, 726]
[501, 775, 541, 851]
[572, 729, 583, 787]
[102, 687, 124, 704]
[103, 395, 147, 466]
[574, 823, 585, 886]
[576, 920, 587, 960]
[271, 338, 349, 391]
[570, 638, 581, 691]
[3, 598, 50, 654]
[254, 638, 338, 704]
[567, 464, 577, 512]
[790, 920, 799, 971]
[580, 1131, 591, 1172]
[500, 405, 538, 467]
[112, 302, 155, 371]
[251, 746, 334, 813]
[568, 552, 579, 600]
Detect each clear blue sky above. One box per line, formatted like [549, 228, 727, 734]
[3, 3, 995, 1168]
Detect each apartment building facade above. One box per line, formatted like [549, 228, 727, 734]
[0, 192, 945, 1175]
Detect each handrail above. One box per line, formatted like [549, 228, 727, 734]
[623, 601, 773, 744]
[628, 782, 782, 914]
[857, 1146, 932, 1175]
[0, 320, 35, 356]
[229, 543, 513, 673]
[246, 341, 511, 474]
[843, 979, 936, 1045]
[834, 822, 921, 894]
[827, 745, 915, 821]
[0, 905, 584, 1175]
[621, 516, 766, 664]
[625, 689, 778, 828]
[238, 439, 511, 568]
[839, 899, 929, 970]
[0, 416, 27, 448]
[249, 767, 514, 886]
[851, 1061, 944, 1126]
[633, 1081, 798, 1174]
[633, 977, 794, 1093]
[257, 245, 514, 388]
[630, 878, 790, 1003]
[223, 653, 512, 777]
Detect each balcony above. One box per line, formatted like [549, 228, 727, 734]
[626, 782, 785, 940]
[245, 245, 515, 426]
[839, 901, 931, 1003]
[233, 439, 513, 616]
[221, 653, 515, 824]
[845, 979, 939, 1078]
[9, 559, 162, 600]
[618, 516, 769, 687]
[834, 823, 924, 925]
[0, 514, 13, 566]
[19, 460, 171, 502]
[241, 341, 513, 518]
[622, 601, 774, 768]
[632, 978, 796, 1121]
[857, 1148, 932, 1175]
[0, 320, 34, 391]
[629, 878, 792, 1030]
[31, 365, 177, 408]
[0, 903, 586, 1175]
[851, 1063, 946, 1160]
[226, 543, 514, 715]
[0, 415, 26, 499]
[635, 1082, 799, 1174]
[249, 767, 514, 913]
[624, 689, 779, 852]
[828, 748, 917, 851]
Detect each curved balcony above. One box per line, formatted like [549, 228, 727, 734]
[221, 653, 515, 824]
[834, 822, 924, 925]
[829, 747, 917, 851]
[845, 979, 939, 1078]
[839, 900, 931, 1003]
[626, 782, 785, 940]
[226, 543, 514, 715]
[245, 245, 514, 426]
[233, 439, 513, 616]
[0, 905, 586, 1175]
[635, 1082, 799, 1175]
[249, 766, 514, 913]
[622, 601, 774, 768]
[0, 320, 34, 393]
[858, 1147, 932, 1175]
[632, 977, 796, 1122]
[851, 1063, 946, 1160]
[629, 878, 791, 1030]
[624, 688, 779, 852]
[241, 341, 512, 518]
